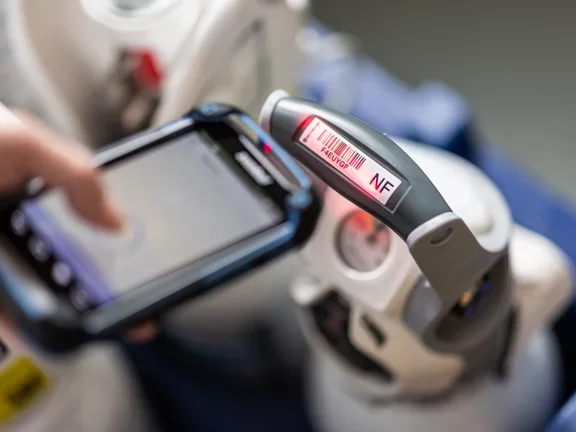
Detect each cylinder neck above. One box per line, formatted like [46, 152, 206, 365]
[113, 0, 156, 11]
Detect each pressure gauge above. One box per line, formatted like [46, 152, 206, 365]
[337, 211, 391, 272]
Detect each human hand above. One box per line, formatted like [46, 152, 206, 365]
[0, 109, 157, 343]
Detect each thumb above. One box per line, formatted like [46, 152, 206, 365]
[8, 111, 125, 231]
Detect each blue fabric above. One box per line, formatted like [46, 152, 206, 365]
[120, 28, 576, 432]
[123, 336, 312, 432]
[547, 393, 576, 432]
[299, 25, 475, 161]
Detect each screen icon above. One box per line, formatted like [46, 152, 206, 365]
[69, 285, 93, 312]
[10, 211, 28, 237]
[51, 262, 73, 287]
[28, 236, 50, 263]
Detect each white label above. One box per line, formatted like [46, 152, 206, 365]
[299, 118, 402, 206]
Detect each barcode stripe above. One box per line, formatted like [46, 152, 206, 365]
[317, 131, 368, 171]
[350, 153, 359, 167]
[347, 147, 354, 159]
[340, 146, 349, 159]
[335, 142, 347, 156]
[330, 137, 339, 150]
[326, 136, 335, 149]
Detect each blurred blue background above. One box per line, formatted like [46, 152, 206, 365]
[312, 0, 576, 203]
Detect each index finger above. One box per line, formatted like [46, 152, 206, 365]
[0, 110, 124, 231]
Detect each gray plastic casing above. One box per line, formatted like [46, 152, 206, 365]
[260, 90, 513, 359]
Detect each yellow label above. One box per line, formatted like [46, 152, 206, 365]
[0, 357, 50, 424]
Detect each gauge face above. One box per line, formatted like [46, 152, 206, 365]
[337, 211, 391, 272]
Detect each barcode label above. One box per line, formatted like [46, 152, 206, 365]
[317, 129, 367, 170]
[299, 117, 402, 206]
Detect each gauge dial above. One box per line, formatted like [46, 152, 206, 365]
[337, 211, 391, 272]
